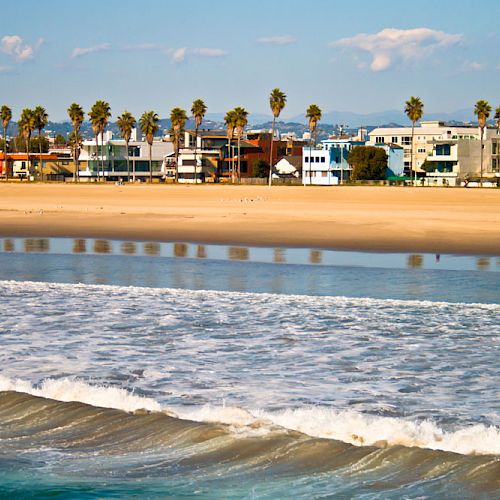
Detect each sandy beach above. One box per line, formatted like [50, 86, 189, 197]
[0, 183, 499, 255]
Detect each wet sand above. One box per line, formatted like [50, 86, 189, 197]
[0, 183, 499, 254]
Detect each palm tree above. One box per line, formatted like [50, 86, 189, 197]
[33, 106, 48, 181]
[404, 96, 424, 185]
[233, 106, 248, 182]
[19, 108, 35, 179]
[224, 109, 236, 183]
[268, 88, 287, 186]
[117, 111, 136, 182]
[1, 105, 12, 179]
[170, 107, 188, 182]
[98, 101, 111, 180]
[494, 106, 500, 135]
[89, 100, 111, 181]
[139, 111, 159, 183]
[68, 131, 83, 182]
[191, 99, 207, 184]
[305, 104, 322, 185]
[474, 100, 492, 187]
[67, 103, 84, 182]
[89, 102, 102, 181]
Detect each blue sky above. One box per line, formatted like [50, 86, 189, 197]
[1, 0, 499, 122]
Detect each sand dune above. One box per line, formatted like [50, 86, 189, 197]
[0, 183, 498, 254]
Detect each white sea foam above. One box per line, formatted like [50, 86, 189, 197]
[1, 375, 498, 456]
[0, 375, 161, 413]
[1, 279, 498, 310]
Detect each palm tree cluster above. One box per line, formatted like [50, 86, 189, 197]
[224, 106, 248, 183]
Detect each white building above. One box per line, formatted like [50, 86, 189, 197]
[80, 130, 174, 181]
[366, 121, 491, 176]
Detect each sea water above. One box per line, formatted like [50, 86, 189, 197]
[0, 238, 498, 498]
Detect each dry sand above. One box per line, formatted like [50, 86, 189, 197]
[0, 183, 499, 255]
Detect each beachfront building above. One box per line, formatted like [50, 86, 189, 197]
[175, 129, 304, 182]
[79, 130, 174, 181]
[422, 134, 500, 186]
[366, 121, 490, 179]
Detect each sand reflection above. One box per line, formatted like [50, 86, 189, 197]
[24, 239, 49, 253]
[228, 247, 249, 261]
[73, 239, 87, 253]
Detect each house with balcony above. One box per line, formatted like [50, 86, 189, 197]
[80, 130, 174, 181]
[423, 134, 500, 186]
[367, 121, 488, 179]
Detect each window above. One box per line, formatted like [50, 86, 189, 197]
[493, 158, 498, 172]
[304, 156, 309, 162]
[492, 142, 498, 155]
[315, 157, 320, 162]
[402, 137, 411, 145]
[391, 136, 398, 143]
[417, 148, 426, 153]
[375, 136, 385, 143]
[320, 157, 325, 163]
[322, 171, 327, 177]
[435, 144, 451, 156]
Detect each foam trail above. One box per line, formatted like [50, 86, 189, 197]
[2, 376, 497, 456]
[0, 375, 161, 413]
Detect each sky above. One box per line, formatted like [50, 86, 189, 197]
[1, 0, 499, 122]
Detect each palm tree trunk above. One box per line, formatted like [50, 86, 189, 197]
[227, 138, 231, 183]
[126, 139, 130, 182]
[410, 122, 415, 185]
[94, 134, 99, 182]
[25, 137, 30, 180]
[38, 129, 43, 181]
[194, 125, 198, 184]
[100, 131, 105, 182]
[480, 127, 484, 187]
[237, 134, 241, 183]
[149, 143, 153, 183]
[3, 125, 7, 180]
[268, 116, 276, 187]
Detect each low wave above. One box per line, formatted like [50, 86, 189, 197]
[1, 375, 498, 457]
[1, 279, 499, 309]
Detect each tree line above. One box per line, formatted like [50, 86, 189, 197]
[1, 96, 499, 183]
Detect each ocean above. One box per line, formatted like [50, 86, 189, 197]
[0, 238, 498, 498]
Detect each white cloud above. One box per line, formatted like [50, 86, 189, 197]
[71, 43, 111, 59]
[191, 48, 227, 57]
[0, 35, 43, 61]
[257, 35, 295, 45]
[462, 61, 485, 71]
[124, 44, 227, 63]
[0, 65, 14, 73]
[330, 28, 462, 72]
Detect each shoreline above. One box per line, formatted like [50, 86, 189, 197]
[0, 183, 499, 256]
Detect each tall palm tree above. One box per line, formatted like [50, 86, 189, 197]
[89, 102, 102, 181]
[1, 105, 12, 179]
[33, 106, 48, 181]
[117, 111, 136, 182]
[268, 88, 287, 186]
[224, 109, 236, 183]
[68, 131, 83, 182]
[89, 100, 111, 182]
[494, 106, 500, 135]
[67, 103, 84, 182]
[139, 111, 159, 183]
[191, 99, 207, 184]
[305, 104, 322, 185]
[233, 106, 248, 182]
[98, 101, 111, 181]
[474, 100, 492, 187]
[170, 107, 188, 182]
[404, 96, 424, 185]
[19, 108, 35, 179]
